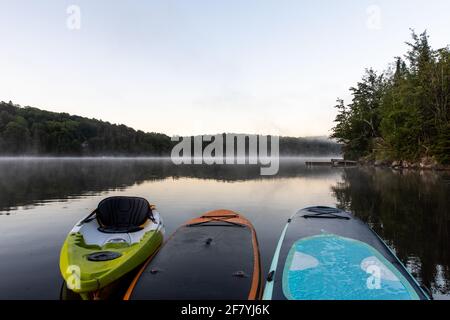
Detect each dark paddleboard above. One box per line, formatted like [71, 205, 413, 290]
[263, 206, 430, 300]
[124, 210, 262, 300]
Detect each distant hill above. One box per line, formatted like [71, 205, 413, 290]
[278, 136, 341, 156]
[0, 101, 341, 156]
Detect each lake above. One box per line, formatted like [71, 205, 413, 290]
[0, 158, 449, 300]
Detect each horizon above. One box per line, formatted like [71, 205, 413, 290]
[1, 1, 449, 136]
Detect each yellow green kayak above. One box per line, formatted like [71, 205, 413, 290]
[59, 196, 164, 300]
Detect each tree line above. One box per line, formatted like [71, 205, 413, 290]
[0, 101, 340, 156]
[0, 101, 173, 155]
[331, 31, 450, 164]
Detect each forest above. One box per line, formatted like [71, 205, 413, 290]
[331, 31, 450, 165]
[0, 101, 340, 156]
[0, 101, 173, 156]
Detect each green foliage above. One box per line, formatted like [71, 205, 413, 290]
[0, 101, 173, 156]
[0, 102, 340, 156]
[331, 69, 385, 160]
[331, 31, 450, 164]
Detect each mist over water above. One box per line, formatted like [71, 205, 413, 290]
[0, 158, 448, 299]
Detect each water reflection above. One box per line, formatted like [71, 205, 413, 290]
[0, 159, 449, 299]
[0, 158, 335, 213]
[332, 168, 450, 299]
[0, 158, 339, 299]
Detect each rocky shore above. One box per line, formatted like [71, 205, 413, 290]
[359, 156, 450, 171]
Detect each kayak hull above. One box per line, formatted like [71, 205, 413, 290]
[59, 210, 164, 297]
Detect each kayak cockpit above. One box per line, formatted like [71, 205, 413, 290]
[96, 197, 155, 233]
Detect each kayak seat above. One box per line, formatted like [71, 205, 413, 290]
[96, 197, 153, 233]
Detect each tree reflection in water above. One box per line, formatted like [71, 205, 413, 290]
[332, 167, 450, 298]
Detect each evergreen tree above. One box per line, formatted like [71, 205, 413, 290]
[331, 31, 450, 164]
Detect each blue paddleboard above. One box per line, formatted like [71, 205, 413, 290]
[263, 207, 430, 300]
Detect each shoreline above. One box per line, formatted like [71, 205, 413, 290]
[358, 159, 450, 172]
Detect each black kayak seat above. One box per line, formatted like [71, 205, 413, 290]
[96, 196, 153, 233]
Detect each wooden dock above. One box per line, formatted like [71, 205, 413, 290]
[305, 159, 357, 167]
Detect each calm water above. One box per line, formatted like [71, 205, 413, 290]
[0, 159, 449, 300]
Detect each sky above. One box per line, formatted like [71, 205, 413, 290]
[0, 0, 449, 137]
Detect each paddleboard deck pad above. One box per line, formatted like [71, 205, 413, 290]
[263, 206, 430, 300]
[125, 210, 262, 300]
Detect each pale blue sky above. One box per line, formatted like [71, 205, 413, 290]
[0, 0, 449, 136]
